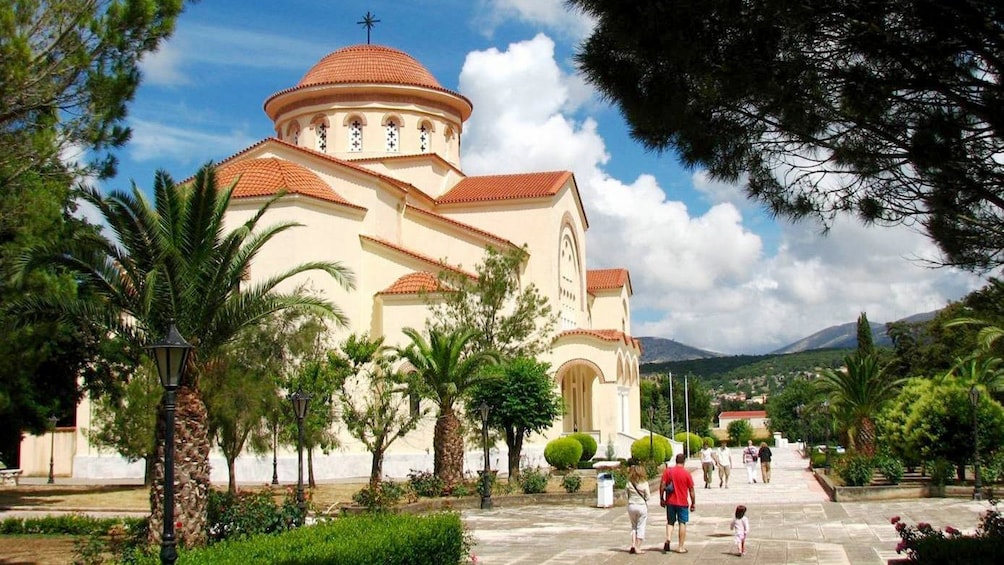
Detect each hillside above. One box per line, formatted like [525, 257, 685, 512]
[640, 348, 850, 391]
[638, 336, 721, 364]
[771, 310, 938, 354]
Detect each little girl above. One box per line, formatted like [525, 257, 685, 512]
[731, 505, 749, 556]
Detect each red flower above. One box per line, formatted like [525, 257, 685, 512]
[175, 521, 183, 529]
[895, 522, 906, 532]
[896, 540, 906, 553]
[917, 522, 932, 532]
[945, 526, 960, 536]
[890, 516, 901, 524]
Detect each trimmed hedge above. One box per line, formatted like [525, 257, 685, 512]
[654, 435, 673, 461]
[567, 433, 598, 461]
[0, 515, 145, 536]
[630, 437, 666, 462]
[146, 513, 469, 565]
[544, 437, 583, 470]
[674, 432, 703, 456]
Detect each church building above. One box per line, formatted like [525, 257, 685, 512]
[24, 44, 643, 482]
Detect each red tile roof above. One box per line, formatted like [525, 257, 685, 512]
[299, 45, 442, 90]
[718, 411, 768, 419]
[216, 158, 360, 208]
[378, 272, 447, 295]
[438, 171, 572, 204]
[556, 329, 641, 351]
[587, 269, 631, 292]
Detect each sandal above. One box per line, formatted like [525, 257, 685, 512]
[677, 548, 689, 553]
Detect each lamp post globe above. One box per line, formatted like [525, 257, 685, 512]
[147, 323, 193, 565]
[969, 385, 982, 501]
[479, 401, 492, 510]
[47, 415, 58, 484]
[289, 390, 311, 519]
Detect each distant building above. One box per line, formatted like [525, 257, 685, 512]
[717, 410, 769, 433]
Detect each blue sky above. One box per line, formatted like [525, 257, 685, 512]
[101, 0, 986, 354]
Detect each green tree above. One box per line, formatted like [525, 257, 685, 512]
[726, 419, 753, 446]
[570, 0, 1004, 271]
[329, 334, 426, 489]
[765, 378, 827, 443]
[467, 357, 564, 481]
[0, 0, 186, 186]
[428, 245, 557, 359]
[818, 354, 905, 456]
[87, 362, 160, 484]
[396, 327, 499, 488]
[288, 359, 340, 489]
[856, 313, 875, 357]
[16, 164, 354, 547]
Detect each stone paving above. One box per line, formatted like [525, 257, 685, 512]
[462, 446, 991, 564]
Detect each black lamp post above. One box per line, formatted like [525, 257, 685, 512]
[479, 402, 492, 510]
[821, 401, 832, 469]
[148, 323, 193, 565]
[795, 404, 806, 456]
[47, 415, 57, 484]
[289, 390, 311, 518]
[969, 385, 982, 501]
[271, 425, 280, 486]
[647, 405, 655, 460]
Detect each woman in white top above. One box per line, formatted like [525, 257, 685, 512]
[742, 440, 759, 484]
[714, 441, 733, 488]
[625, 464, 650, 554]
[699, 440, 715, 489]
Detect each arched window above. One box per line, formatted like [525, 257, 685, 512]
[349, 120, 363, 152]
[286, 122, 300, 146]
[316, 123, 327, 152]
[385, 119, 400, 152]
[558, 227, 581, 330]
[419, 123, 431, 153]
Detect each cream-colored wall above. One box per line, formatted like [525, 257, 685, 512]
[399, 213, 496, 271]
[590, 287, 632, 334]
[18, 429, 75, 477]
[355, 158, 464, 199]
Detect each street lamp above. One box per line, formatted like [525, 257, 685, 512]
[821, 401, 832, 469]
[47, 415, 57, 484]
[289, 390, 311, 519]
[647, 405, 655, 460]
[969, 385, 982, 501]
[148, 323, 193, 565]
[795, 404, 805, 454]
[479, 402, 492, 510]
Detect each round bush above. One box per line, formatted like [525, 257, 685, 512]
[544, 437, 584, 470]
[836, 454, 875, 486]
[520, 466, 550, 494]
[654, 435, 673, 461]
[631, 437, 666, 462]
[702, 436, 716, 448]
[568, 433, 598, 461]
[674, 432, 704, 456]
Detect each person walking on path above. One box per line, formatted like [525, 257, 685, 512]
[625, 464, 650, 554]
[758, 442, 773, 484]
[731, 504, 750, 556]
[659, 453, 696, 554]
[742, 440, 759, 484]
[700, 440, 715, 489]
[714, 441, 733, 488]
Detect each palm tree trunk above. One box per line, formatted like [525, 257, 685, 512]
[856, 418, 877, 457]
[149, 386, 212, 548]
[435, 409, 464, 488]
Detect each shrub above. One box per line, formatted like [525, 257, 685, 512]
[207, 488, 303, 542]
[408, 469, 446, 498]
[726, 420, 753, 446]
[168, 512, 469, 565]
[643, 459, 662, 480]
[611, 465, 628, 489]
[835, 454, 874, 486]
[561, 473, 582, 493]
[654, 435, 673, 461]
[568, 433, 598, 461]
[544, 437, 583, 470]
[0, 515, 145, 536]
[702, 436, 716, 449]
[520, 466, 550, 494]
[983, 450, 1004, 484]
[674, 432, 704, 456]
[875, 455, 904, 485]
[630, 437, 666, 462]
[475, 471, 497, 498]
[928, 458, 954, 486]
[891, 505, 1004, 564]
[352, 481, 409, 511]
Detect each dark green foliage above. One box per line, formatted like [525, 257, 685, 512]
[630, 437, 665, 462]
[567, 432, 598, 461]
[643, 459, 662, 480]
[725, 421, 753, 446]
[159, 513, 469, 565]
[207, 488, 304, 542]
[571, 0, 1004, 271]
[351, 480, 409, 511]
[856, 313, 875, 357]
[0, 515, 144, 536]
[875, 455, 905, 484]
[408, 469, 446, 498]
[766, 378, 829, 444]
[519, 466, 550, 494]
[610, 465, 628, 489]
[835, 454, 875, 486]
[561, 473, 582, 493]
[544, 437, 583, 470]
[927, 458, 955, 486]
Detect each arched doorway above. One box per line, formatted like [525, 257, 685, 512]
[557, 360, 602, 433]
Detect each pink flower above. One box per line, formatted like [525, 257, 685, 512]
[945, 526, 960, 536]
[890, 516, 900, 524]
[895, 522, 906, 532]
[896, 541, 906, 553]
[917, 522, 932, 532]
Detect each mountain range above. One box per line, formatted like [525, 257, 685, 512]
[638, 310, 939, 364]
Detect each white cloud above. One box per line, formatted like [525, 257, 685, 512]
[127, 119, 256, 166]
[478, 0, 595, 40]
[457, 33, 986, 354]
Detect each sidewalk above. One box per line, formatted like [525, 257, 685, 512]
[462, 446, 990, 564]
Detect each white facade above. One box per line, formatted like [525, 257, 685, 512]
[27, 44, 643, 482]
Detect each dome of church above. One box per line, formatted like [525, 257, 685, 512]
[298, 44, 442, 90]
[217, 158, 349, 204]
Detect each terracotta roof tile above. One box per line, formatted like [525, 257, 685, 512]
[719, 411, 768, 419]
[438, 171, 572, 204]
[299, 45, 442, 90]
[556, 329, 641, 351]
[378, 272, 447, 295]
[216, 158, 360, 208]
[586, 269, 631, 291]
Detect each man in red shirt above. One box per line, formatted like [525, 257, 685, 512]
[659, 453, 696, 553]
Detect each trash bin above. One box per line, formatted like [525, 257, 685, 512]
[596, 472, 614, 508]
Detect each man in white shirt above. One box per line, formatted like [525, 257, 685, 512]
[742, 440, 759, 484]
[713, 441, 733, 488]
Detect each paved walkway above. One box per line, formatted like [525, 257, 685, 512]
[462, 446, 990, 564]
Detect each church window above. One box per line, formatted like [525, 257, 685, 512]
[385, 119, 399, 152]
[349, 120, 362, 152]
[316, 123, 327, 152]
[558, 228, 581, 330]
[419, 124, 430, 152]
[287, 122, 300, 145]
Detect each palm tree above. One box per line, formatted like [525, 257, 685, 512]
[818, 353, 905, 456]
[944, 354, 1004, 395]
[18, 163, 353, 546]
[396, 327, 498, 487]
